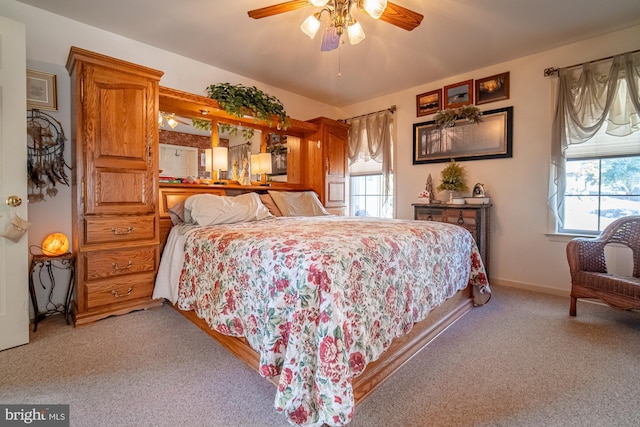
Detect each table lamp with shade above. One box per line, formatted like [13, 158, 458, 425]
[251, 152, 272, 185]
[206, 146, 228, 184]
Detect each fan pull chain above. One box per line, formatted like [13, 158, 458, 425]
[337, 43, 342, 77]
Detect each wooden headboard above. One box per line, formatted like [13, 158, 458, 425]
[158, 183, 309, 251]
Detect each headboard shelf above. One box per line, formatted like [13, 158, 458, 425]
[159, 86, 318, 137]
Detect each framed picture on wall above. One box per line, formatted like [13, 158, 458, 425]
[443, 79, 473, 109]
[416, 89, 442, 117]
[413, 106, 513, 164]
[26, 70, 58, 111]
[476, 72, 510, 105]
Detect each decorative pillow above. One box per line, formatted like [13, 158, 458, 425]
[259, 193, 283, 217]
[168, 200, 186, 225]
[185, 192, 272, 226]
[268, 190, 330, 217]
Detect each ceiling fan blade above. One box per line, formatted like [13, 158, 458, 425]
[248, 0, 311, 19]
[379, 1, 424, 31]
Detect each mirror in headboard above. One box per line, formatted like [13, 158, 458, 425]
[158, 113, 212, 179]
[158, 86, 317, 186]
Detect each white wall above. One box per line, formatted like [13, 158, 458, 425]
[340, 24, 640, 296]
[4, 0, 640, 305]
[23, 59, 73, 317]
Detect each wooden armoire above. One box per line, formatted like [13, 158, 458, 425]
[305, 117, 350, 215]
[66, 47, 164, 326]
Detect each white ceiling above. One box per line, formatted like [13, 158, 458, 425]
[16, 0, 640, 107]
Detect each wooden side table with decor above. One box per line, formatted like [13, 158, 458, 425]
[413, 203, 491, 276]
[28, 252, 75, 332]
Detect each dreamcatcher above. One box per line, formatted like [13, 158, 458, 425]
[27, 109, 70, 203]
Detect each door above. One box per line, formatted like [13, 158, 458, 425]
[0, 16, 29, 351]
[324, 127, 347, 208]
[83, 63, 156, 216]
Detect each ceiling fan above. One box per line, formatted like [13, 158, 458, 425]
[248, 0, 423, 51]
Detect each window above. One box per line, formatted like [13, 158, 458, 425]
[560, 106, 640, 234]
[562, 155, 640, 234]
[350, 173, 394, 218]
[346, 109, 395, 218]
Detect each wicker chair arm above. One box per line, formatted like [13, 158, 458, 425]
[567, 237, 607, 275]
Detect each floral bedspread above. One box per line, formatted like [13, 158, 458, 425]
[176, 216, 489, 426]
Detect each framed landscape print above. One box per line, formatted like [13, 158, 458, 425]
[443, 79, 473, 109]
[476, 72, 510, 105]
[26, 70, 58, 111]
[413, 106, 513, 164]
[416, 89, 442, 117]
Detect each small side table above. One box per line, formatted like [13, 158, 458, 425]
[28, 252, 75, 332]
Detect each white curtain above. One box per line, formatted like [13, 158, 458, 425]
[346, 109, 394, 208]
[549, 52, 640, 226]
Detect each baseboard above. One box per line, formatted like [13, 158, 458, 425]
[490, 278, 570, 298]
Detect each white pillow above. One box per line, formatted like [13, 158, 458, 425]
[268, 191, 330, 216]
[185, 193, 272, 225]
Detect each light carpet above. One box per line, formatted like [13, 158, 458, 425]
[1, 285, 639, 427]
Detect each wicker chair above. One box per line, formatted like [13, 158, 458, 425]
[567, 215, 640, 316]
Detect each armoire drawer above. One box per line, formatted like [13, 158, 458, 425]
[84, 246, 157, 280]
[85, 273, 155, 309]
[85, 215, 156, 244]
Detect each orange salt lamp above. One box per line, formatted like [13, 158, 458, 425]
[42, 233, 69, 256]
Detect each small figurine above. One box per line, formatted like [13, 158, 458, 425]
[425, 174, 434, 198]
[231, 159, 239, 181]
[418, 173, 433, 203]
[239, 157, 250, 186]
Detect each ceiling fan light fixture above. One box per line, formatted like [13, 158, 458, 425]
[347, 21, 365, 45]
[300, 13, 322, 39]
[362, 0, 387, 19]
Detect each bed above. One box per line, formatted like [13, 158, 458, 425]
[153, 186, 491, 427]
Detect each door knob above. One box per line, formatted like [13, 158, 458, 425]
[5, 196, 22, 207]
